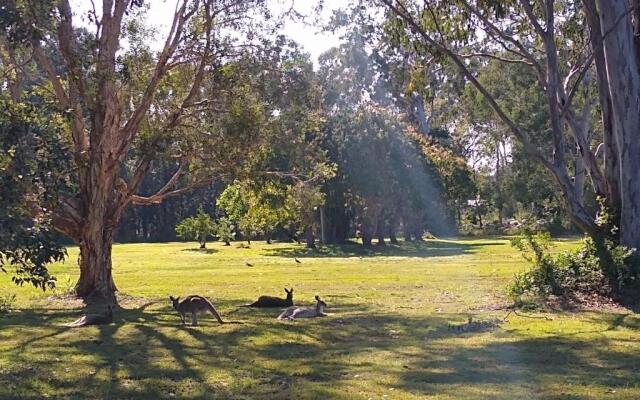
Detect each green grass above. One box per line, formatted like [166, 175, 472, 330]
[0, 238, 638, 399]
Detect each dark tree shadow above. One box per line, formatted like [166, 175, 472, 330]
[180, 248, 218, 255]
[1, 299, 638, 399]
[262, 239, 505, 259]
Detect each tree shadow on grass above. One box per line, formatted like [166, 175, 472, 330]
[396, 332, 640, 399]
[180, 247, 218, 255]
[1, 299, 638, 399]
[262, 239, 505, 259]
[591, 312, 640, 332]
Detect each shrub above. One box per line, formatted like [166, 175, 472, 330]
[0, 294, 16, 314]
[508, 228, 639, 305]
[175, 207, 217, 249]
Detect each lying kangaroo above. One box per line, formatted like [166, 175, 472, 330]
[170, 295, 225, 326]
[277, 295, 327, 320]
[66, 305, 114, 327]
[241, 288, 294, 308]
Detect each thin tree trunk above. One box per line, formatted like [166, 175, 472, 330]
[389, 215, 399, 244]
[413, 225, 424, 241]
[305, 227, 315, 249]
[376, 217, 386, 246]
[403, 219, 413, 242]
[574, 150, 586, 207]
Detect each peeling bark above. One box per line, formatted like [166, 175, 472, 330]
[597, 0, 640, 249]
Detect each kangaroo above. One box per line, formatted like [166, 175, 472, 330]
[277, 295, 327, 320]
[241, 288, 294, 308]
[66, 305, 114, 327]
[170, 295, 225, 326]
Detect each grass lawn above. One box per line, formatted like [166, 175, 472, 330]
[0, 238, 638, 399]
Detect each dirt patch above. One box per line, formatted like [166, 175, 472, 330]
[43, 292, 153, 309]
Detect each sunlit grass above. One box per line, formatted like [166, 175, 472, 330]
[0, 238, 638, 399]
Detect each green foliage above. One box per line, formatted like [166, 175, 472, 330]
[508, 229, 560, 301]
[0, 293, 17, 314]
[409, 129, 476, 213]
[175, 208, 217, 249]
[0, 97, 70, 290]
[509, 228, 639, 304]
[215, 217, 234, 245]
[217, 180, 316, 243]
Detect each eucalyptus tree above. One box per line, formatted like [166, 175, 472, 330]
[0, 0, 271, 302]
[378, 0, 640, 252]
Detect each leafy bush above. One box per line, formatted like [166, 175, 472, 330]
[0, 294, 17, 314]
[216, 217, 234, 246]
[508, 228, 638, 305]
[175, 208, 217, 249]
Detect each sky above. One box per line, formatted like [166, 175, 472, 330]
[71, 0, 345, 67]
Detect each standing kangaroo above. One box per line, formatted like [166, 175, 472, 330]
[170, 295, 225, 326]
[66, 305, 114, 327]
[241, 288, 294, 308]
[277, 296, 327, 320]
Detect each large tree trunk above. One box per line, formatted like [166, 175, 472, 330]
[598, 0, 640, 249]
[584, 0, 622, 229]
[75, 226, 117, 304]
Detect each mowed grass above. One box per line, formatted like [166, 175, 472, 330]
[0, 238, 639, 399]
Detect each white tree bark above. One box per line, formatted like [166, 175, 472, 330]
[597, 0, 640, 249]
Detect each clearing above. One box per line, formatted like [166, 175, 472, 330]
[0, 238, 638, 399]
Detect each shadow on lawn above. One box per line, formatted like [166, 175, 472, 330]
[1, 301, 638, 399]
[263, 239, 505, 259]
[180, 247, 219, 255]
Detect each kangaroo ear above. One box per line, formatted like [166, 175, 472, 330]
[169, 296, 175, 301]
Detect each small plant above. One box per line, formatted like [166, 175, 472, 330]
[53, 275, 75, 295]
[0, 294, 17, 314]
[508, 228, 560, 302]
[176, 207, 217, 249]
[216, 217, 234, 246]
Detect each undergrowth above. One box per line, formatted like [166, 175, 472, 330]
[508, 227, 639, 307]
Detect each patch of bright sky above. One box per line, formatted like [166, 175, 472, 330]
[71, 0, 345, 68]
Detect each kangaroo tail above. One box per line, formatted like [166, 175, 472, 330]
[202, 298, 225, 324]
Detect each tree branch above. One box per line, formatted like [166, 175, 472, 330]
[130, 174, 226, 205]
[457, 52, 534, 66]
[119, 0, 196, 152]
[379, 0, 598, 234]
[30, 44, 68, 106]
